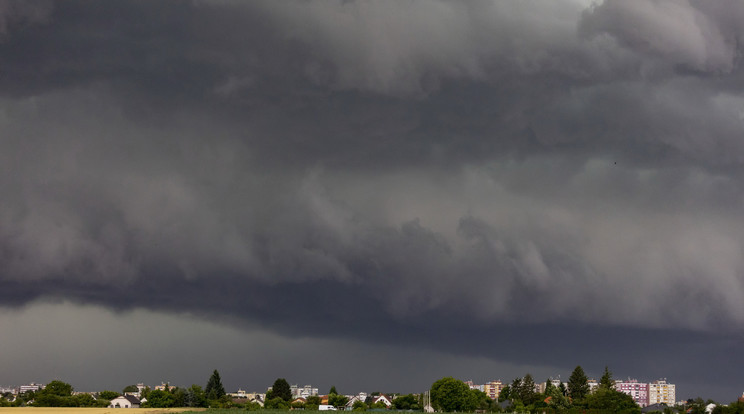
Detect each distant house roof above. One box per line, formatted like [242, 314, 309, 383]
[123, 395, 141, 404]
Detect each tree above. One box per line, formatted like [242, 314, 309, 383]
[352, 400, 367, 411]
[544, 379, 555, 396]
[568, 365, 590, 401]
[585, 387, 640, 413]
[600, 366, 615, 391]
[205, 369, 226, 401]
[393, 394, 420, 410]
[499, 384, 511, 402]
[272, 378, 292, 402]
[99, 391, 120, 400]
[519, 374, 537, 405]
[145, 389, 176, 408]
[265, 397, 290, 410]
[184, 384, 207, 408]
[43, 381, 73, 397]
[430, 377, 476, 413]
[471, 389, 493, 411]
[329, 393, 349, 408]
[546, 382, 570, 409]
[122, 385, 139, 394]
[306, 395, 322, 409]
[510, 378, 523, 402]
[73, 393, 97, 407]
[329, 386, 339, 395]
[33, 381, 74, 407]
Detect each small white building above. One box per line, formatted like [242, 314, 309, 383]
[109, 395, 141, 408]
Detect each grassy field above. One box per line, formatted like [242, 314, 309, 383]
[0, 409, 206, 414]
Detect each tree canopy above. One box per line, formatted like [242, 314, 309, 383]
[205, 369, 226, 400]
[600, 366, 615, 390]
[271, 378, 292, 402]
[122, 385, 139, 394]
[430, 377, 477, 413]
[568, 365, 590, 401]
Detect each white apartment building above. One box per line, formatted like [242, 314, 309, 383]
[291, 384, 319, 398]
[648, 379, 675, 405]
[19, 383, 43, 393]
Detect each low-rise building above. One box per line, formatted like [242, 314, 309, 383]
[109, 395, 141, 408]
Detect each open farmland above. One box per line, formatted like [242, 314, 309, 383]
[0, 409, 205, 414]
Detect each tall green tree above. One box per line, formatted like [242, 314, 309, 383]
[430, 377, 476, 412]
[122, 385, 139, 394]
[205, 369, 226, 400]
[599, 366, 615, 390]
[499, 384, 511, 402]
[329, 386, 338, 395]
[568, 365, 590, 401]
[510, 378, 523, 402]
[544, 379, 555, 396]
[271, 378, 292, 402]
[520, 374, 537, 405]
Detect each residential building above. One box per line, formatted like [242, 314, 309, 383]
[538, 378, 564, 394]
[587, 379, 599, 394]
[109, 395, 141, 408]
[291, 384, 319, 399]
[154, 382, 172, 391]
[464, 381, 484, 392]
[615, 379, 649, 407]
[19, 383, 43, 393]
[0, 387, 16, 395]
[484, 380, 503, 400]
[648, 379, 675, 405]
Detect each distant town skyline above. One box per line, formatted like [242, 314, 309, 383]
[1, 0, 743, 404]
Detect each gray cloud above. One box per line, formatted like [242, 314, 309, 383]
[1, 0, 744, 401]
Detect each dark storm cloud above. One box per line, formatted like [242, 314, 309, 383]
[1, 0, 744, 399]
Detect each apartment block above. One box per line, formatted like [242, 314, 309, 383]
[615, 379, 649, 407]
[648, 379, 675, 405]
[484, 381, 503, 400]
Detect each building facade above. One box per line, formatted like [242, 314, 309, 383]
[484, 381, 503, 400]
[648, 379, 675, 405]
[615, 379, 649, 407]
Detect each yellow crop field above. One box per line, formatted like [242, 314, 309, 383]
[0, 409, 205, 414]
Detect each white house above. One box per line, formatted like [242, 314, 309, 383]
[109, 395, 141, 408]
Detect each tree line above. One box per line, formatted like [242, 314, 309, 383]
[429, 366, 744, 414]
[0, 369, 231, 409]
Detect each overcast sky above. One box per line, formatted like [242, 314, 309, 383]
[1, 0, 744, 402]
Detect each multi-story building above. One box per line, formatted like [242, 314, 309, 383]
[587, 379, 599, 394]
[538, 378, 564, 394]
[648, 379, 675, 405]
[484, 381, 503, 400]
[0, 386, 17, 395]
[615, 379, 649, 407]
[291, 385, 319, 399]
[464, 381, 484, 392]
[19, 383, 43, 393]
